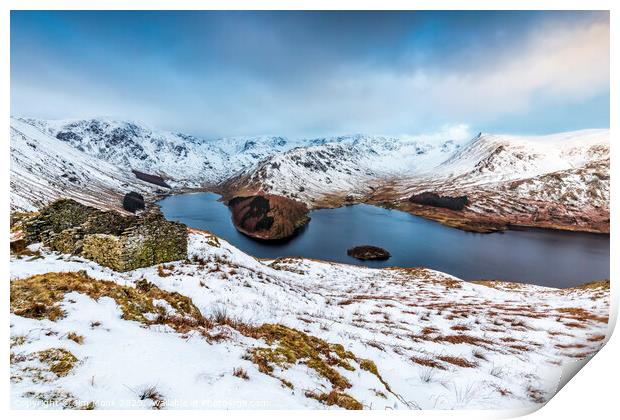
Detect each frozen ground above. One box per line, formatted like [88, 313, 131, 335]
[10, 230, 610, 410]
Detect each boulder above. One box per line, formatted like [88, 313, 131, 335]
[123, 191, 145, 213]
[347, 245, 391, 261]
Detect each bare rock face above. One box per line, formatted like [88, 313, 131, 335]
[409, 192, 468, 211]
[227, 194, 310, 240]
[347, 245, 391, 261]
[18, 198, 187, 271]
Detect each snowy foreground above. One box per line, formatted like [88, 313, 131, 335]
[10, 229, 609, 410]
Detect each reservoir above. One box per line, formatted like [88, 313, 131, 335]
[158, 192, 610, 288]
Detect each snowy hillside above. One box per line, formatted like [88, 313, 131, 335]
[223, 134, 462, 206]
[9, 117, 611, 410]
[383, 130, 611, 232]
[226, 129, 609, 232]
[17, 117, 302, 188]
[10, 118, 157, 212]
[11, 116, 610, 232]
[429, 130, 610, 183]
[10, 229, 610, 410]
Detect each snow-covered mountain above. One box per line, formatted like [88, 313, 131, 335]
[226, 129, 609, 232]
[222, 134, 463, 206]
[429, 130, 609, 183]
[11, 117, 465, 211]
[11, 117, 610, 233]
[382, 130, 610, 232]
[10, 118, 158, 212]
[16, 117, 303, 188]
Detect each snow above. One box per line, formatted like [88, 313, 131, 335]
[15, 117, 305, 188]
[430, 129, 610, 183]
[11, 117, 609, 221]
[10, 230, 610, 410]
[10, 118, 158, 212]
[233, 134, 463, 206]
[9, 117, 610, 409]
[224, 128, 609, 219]
[11, 117, 466, 210]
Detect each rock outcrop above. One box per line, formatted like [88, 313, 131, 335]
[18, 198, 187, 271]
[122, 191, 145, 213]
[347, 245, 391, 261]
[227, 194, 310, 240]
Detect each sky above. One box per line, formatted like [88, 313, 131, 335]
[10, 10, 610, 140]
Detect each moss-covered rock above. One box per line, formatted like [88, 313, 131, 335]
[82, 234, 125, 271]
[16, 198, 187, 271]
[21, 199, 99, 244]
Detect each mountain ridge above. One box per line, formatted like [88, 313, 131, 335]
[10, 117, 610, 233]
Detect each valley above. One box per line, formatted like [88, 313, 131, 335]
[11, 118, 610, 237]
[9, 116, 611, 410]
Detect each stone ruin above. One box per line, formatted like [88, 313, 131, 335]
[17, 198, 188, 272]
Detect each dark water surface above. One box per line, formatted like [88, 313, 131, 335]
[158, 192, 609, 288]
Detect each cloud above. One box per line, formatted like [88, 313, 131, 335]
[10, 11, 609, 138]
[398, 124, 473, 144]
[302, 16, 609, 134]
[426, 18, 610, 116]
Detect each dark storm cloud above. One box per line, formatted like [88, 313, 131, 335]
[10, 10, 609, 138]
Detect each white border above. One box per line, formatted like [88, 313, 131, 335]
[1, 2, 616, 419]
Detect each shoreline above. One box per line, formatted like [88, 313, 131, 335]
[155, 186, 610, 236]
[153, 192, 609, 289]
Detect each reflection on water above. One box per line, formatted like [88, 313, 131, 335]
[158, 192, 609, 288]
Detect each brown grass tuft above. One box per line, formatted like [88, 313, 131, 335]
[232, 367, 249, 380]
[305, 389, 363, 410]
[66, 332, 84, 345]
[556, 307, 608, 324]
[157, 264, 174, 277]
[410, 356, 446, 370]
[438, 355, 477, 368]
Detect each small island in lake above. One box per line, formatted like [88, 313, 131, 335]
[347, 245, 391, 260]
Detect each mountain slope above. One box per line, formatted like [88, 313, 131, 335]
[429, 130, 609, 183]
[222, 134, 462, 207]
[17, 118, 302, 188]
[10, 118, 157, 212]
[379, 130, 610, 232]
[12, 117, 609, 233]
[225, 130, 610, 232]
